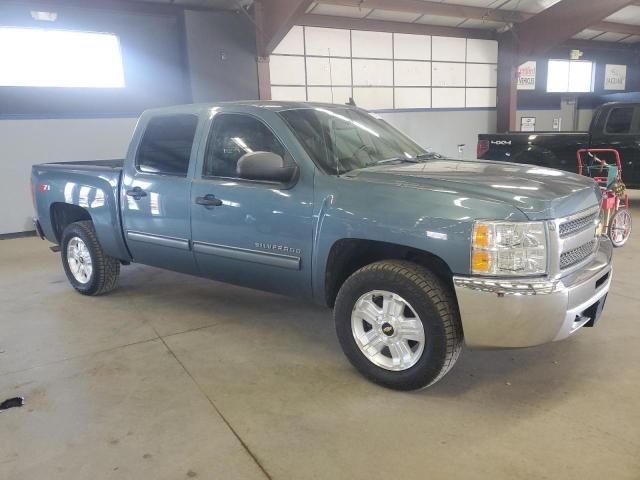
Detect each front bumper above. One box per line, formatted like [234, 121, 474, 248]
[453, 237, 613, 349]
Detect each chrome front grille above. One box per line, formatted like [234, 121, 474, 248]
[559, 210, 599, 238]
[560, 240, 597, 270]
[549, 205, 600, 278]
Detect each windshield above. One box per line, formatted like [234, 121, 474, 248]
[279, 107, 432, 175]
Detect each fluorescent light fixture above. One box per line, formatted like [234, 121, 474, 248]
[0, 27, 125, 88]
[31, 10, 58, 21]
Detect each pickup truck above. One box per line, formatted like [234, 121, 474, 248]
[478, 102, 640, 188]
[31, 101, 612, 390]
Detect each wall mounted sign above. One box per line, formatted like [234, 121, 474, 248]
[520, 116, 536, 132]
[517, 61, 536, 90]
[604, 64, 626, 91]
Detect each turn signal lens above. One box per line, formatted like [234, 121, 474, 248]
[472, 251, 490, 273]
[472, 223, 490, 248]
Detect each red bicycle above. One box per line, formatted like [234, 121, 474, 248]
[577, 148, 632, 247]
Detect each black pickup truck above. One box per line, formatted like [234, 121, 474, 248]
[478, 102, 640, 188]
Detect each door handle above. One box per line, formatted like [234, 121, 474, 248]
[195, 194, 223, 207]
[126, 187, 147, 200]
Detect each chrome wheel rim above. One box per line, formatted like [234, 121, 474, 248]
[67, 237, 93, 284]
[610, 210, 631, 246]
[351, 290, 425, 371]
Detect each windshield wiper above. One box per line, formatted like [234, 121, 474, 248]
[369, 157, 422, 166]
[415, 152, 444, 160]
[370, 152, 443, 166]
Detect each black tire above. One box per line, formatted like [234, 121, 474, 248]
[60, 220, 120, 295]
[334, 260, 463, 391]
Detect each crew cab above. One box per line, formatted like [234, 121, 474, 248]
[478, 102, 640, 188]
[32, 101, 613, 390]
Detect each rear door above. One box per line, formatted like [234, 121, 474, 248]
[121, 112, 202, 274]
[590, 105, 640, 187]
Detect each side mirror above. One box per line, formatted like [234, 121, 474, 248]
[236, 151, 297, 183]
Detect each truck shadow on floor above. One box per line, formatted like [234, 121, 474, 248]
[93, 263, 596, 407]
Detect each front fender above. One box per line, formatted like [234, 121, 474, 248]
[311, 175, 527, 303]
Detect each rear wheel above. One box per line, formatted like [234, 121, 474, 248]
[61, 221, 120, 295]
[334, 260, 463, 390]
[609, 209, 632, 247]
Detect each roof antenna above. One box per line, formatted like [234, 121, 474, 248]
[327, 48, 334, 104]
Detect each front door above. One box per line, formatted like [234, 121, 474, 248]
[190, 111, 314, 298]
[121, 113, 199, 274]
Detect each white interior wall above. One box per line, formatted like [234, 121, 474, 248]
[270, 26, 498, 110]
[381, 110, 497, 159]
[0, 117, 137, 234]
[516, 110, 561, 131]
[577, 108, 594, 131]
[516, 108, 594, 132]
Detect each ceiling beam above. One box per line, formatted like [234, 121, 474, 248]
[513, 0, 636, 58]
[254, 0, 314, 56]
[298, 13, 494, 39]
[315, 0, 529, 23]
[591, 21, 640, 36]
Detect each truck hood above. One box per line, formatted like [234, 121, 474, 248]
[343, 159, 600, 220]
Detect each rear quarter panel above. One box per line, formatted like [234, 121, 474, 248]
[32, 163, 130, 260]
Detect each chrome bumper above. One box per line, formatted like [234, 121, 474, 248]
[453, 237, 613, 349]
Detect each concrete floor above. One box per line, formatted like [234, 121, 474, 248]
[1, 197, 639, 480]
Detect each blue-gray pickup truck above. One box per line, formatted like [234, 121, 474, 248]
[31, 101, 613, 390]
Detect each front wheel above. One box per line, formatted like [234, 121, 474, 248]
[61, 221, 120, 295]
[609, 209, 632, 247]
[334, 260, 463, 390]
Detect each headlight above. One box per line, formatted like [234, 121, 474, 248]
[471, 221, 547, 276]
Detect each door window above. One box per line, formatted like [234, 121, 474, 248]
[605, 107, 634, 134]
[203, 114, 291, 178]
[136, 115, 199, 176]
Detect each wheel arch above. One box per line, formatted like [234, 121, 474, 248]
[323, 238, 454, 308]
[50, 202, 92, 243]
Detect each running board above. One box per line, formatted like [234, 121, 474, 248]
[49, 245, 60, 253]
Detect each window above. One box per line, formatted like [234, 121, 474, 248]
[0, 27, 125, 88]
[547, 60, 594, 93]
[279, 107, 427, 175]
[136, 115, 198, 176]
[606, 107, 634, 134]
[204, 114, 290, 178]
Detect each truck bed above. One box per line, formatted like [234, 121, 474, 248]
[42, 159, 124, 169]
[31, 159, 129, 260]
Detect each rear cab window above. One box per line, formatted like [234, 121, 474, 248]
[605, 107, 635, 134]
[136, 114, 199, 176]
